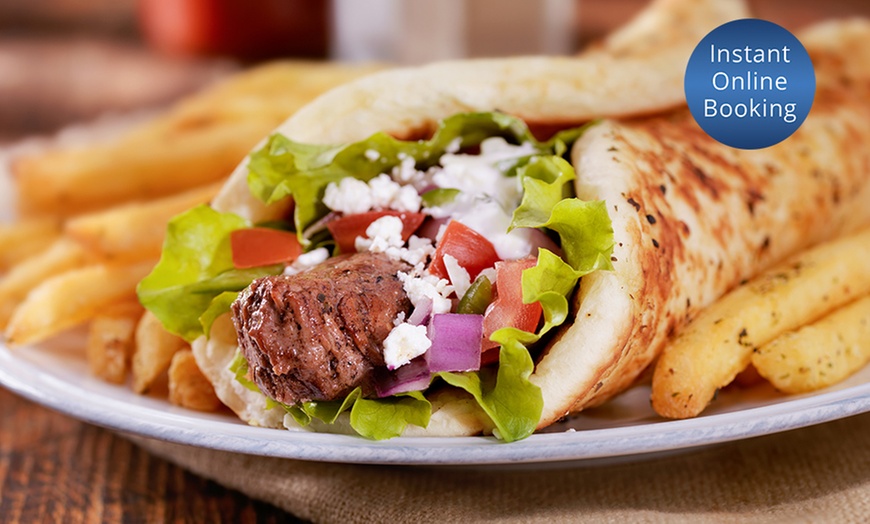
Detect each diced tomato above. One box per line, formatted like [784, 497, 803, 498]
[481, 257, 543, 353]
[326, 211, 426, 254]
[429, 221, 500, 282]
[230, 227, 302, 269]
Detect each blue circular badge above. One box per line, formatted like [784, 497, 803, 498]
[684, 19, 815, 150]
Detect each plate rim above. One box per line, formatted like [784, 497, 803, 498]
[3, 339, 870, 466]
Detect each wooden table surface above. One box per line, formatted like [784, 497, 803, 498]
[0, 388, 298, 523]
[2, 2, 868, 523]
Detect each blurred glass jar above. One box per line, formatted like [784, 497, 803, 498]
[138, 0, 329, 60]
[332, 0, 577, 64]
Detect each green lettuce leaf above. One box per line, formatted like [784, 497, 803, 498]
[301, 388, 362, 424]
[284, 405, 312, 427]
[437, 150, 614, 442]
[247, 112, 588, 244]
[229, 350, 260, 393]
[544, 199, 614, 273]
[136, 205, 282, 341]
[511, 156, 576, 228]
[225, 365, 432, 440]
[199, 291, 239, 336]
[439, 337, 542, 442]
[512, 155, 614, 273]
[350, 391, 432, 440]
[295, 388, 432, 440]
[246, 139, 339, 206]
[503, 152, 614, 347]
[522, 248, 584, 335]
[488, 245, 597, 349]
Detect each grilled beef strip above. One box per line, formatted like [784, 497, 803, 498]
[232, 252, 412, 405]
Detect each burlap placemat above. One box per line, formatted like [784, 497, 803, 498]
[132, 411, 870, 523]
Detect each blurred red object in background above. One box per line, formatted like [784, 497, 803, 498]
[138, 0, 329, 60]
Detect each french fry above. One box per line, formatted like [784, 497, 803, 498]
[0, 238, 91, 329]
[166, 61, 384, 125]
[4, 260, 155, 346]
[168, 349, 222, 411]
[3, 60, 384, 407]
[12, 61, 383, 218]
[652, 228, 870, 419]
[0, 218, 62, 272]
[86, 300, 144, 384]
[752, 294, 870, 394]
[132, 311, 188, 394]
[65, 182, 222, 262]
[13, 116, 278, 218]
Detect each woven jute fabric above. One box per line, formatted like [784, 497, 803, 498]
[133, 411, 870, 523]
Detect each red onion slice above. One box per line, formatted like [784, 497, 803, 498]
[374, 357, 431, 398]
[426, 313, 483, 372]
[407, 297, 433, 326]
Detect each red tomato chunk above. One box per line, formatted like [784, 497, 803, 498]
[230, 227, 302, 269]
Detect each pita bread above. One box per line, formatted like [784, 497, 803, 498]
[194, 1, 870, 437]
[212, 0, 749, 222]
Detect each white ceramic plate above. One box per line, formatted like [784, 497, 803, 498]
[3, 331, 870, 466]
[3, 140, 870, 466]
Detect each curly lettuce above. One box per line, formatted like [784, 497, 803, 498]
[136, 205, 282, 342]
[439, 153, 614, 442]
[247, 112, 588, 244]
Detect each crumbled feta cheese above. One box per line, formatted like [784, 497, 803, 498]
[323, 178, 373, 214]
[401, 235, 435, 267]
[398, 272, 453, 314]
[329, 136, 539, 274]
[442, 254, 471, 299]
[368, 174, 422, 212]
[368, 174, 401, 209]
[392, 185, 422, 212]
[391, 156, 426, 186]
[383, 323, 431, 369]
[282, 247, 329, 276]
[355, 215, 405, 254]
[356, 217, 434, 271]
[325, 174, 421, 214]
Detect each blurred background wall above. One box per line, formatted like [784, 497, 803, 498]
[1, 0, 868, 141]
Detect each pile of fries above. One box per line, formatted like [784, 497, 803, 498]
[653, 228, 870, 418]
[0, 60, 380, 411]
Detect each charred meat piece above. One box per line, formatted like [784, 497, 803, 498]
[232, 252, 412, 405]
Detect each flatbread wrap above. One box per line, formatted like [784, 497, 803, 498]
[137, 0, 870, 440]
